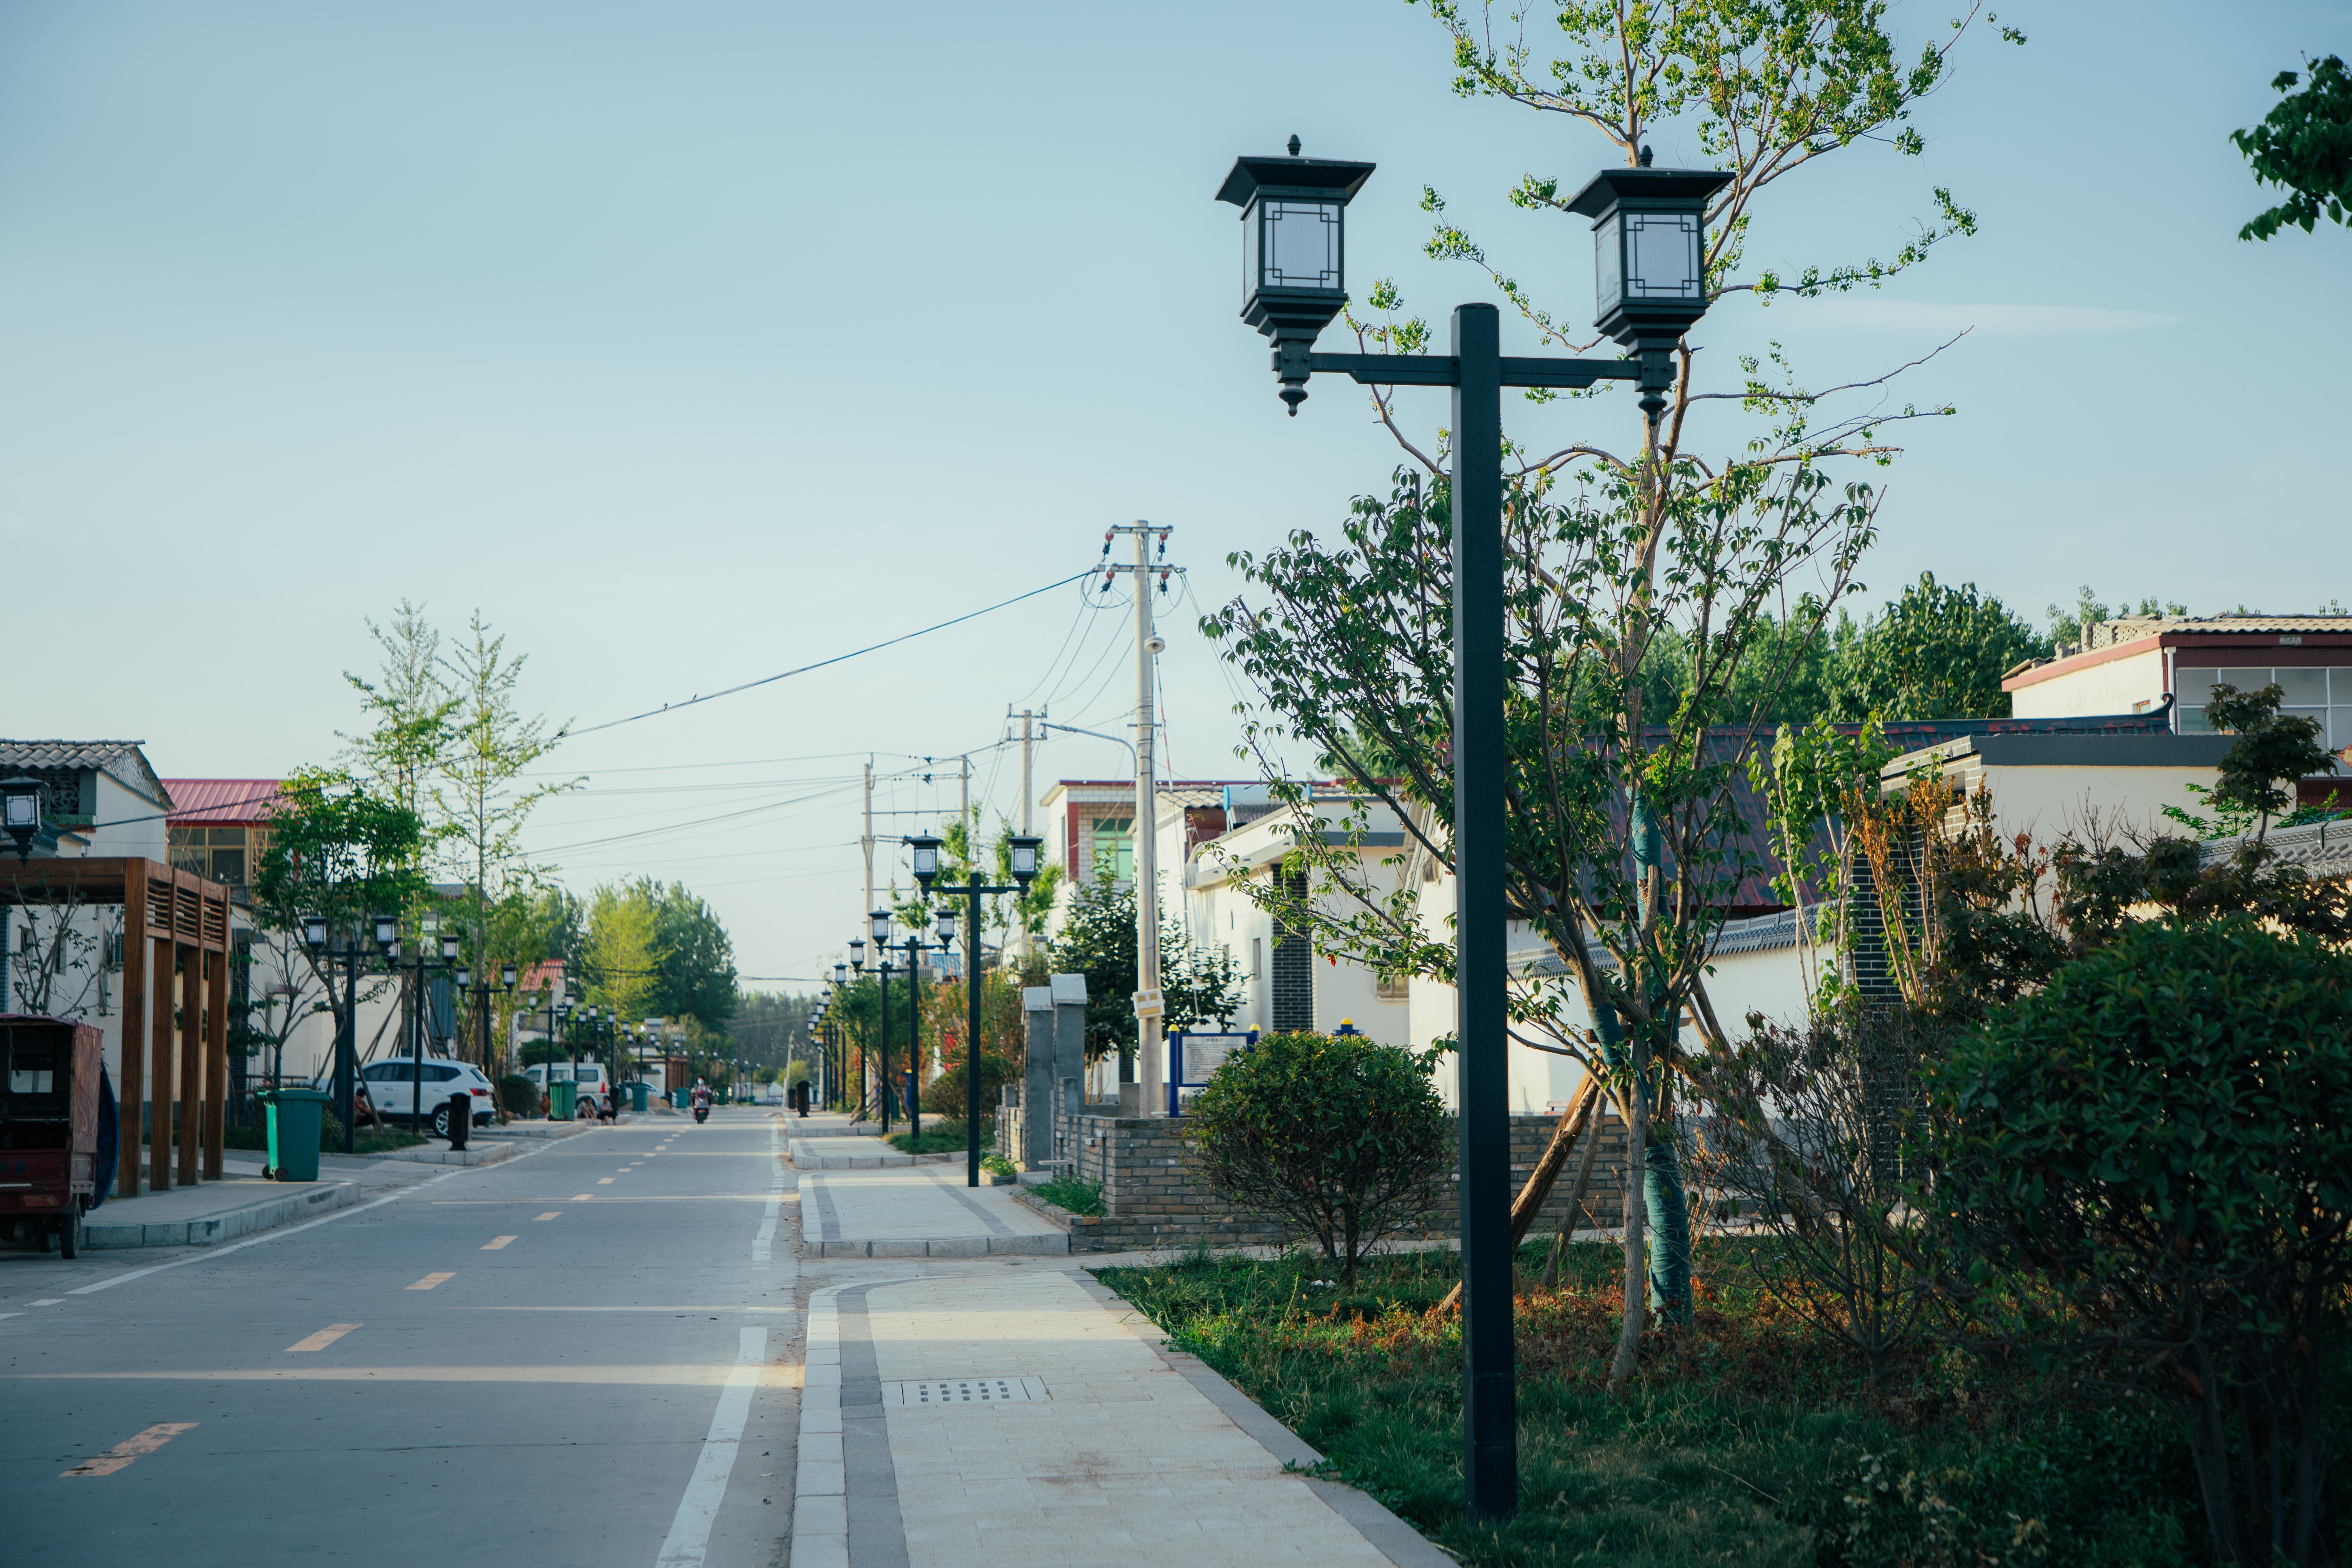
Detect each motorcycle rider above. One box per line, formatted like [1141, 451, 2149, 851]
[691, 1078, 712, 1124]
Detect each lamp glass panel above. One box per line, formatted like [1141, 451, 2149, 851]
[1009, 842, 1039, 877]
[870, 911, 891, 943]
[3, 793, 35, 828]
[1594, 213, 1623, 313]
[1624, 211, 1702, 299]
[455, 968, 472, 988]
[1259, 199, 1341, 290]
[938, 909, 959, 943]
[911, 841, 940, 877]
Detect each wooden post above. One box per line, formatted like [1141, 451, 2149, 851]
[178, 937, 202, 1187]
[203, 936, 228, 1181]
[149, 936, 174, 1192]
[118, 861, 149, 1201]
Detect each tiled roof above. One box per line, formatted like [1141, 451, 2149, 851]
[2200, 819, 2352, 879]
[160, 779, 284, 823]
[2089, 615, 2352, 648]
[0, 740, 171, 808]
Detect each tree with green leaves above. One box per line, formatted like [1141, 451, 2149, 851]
[1207, 0, 2023, 1362]
[2233, 54, 2352, 241]
[649, 883, 738, 1028]
[1044, 870, 1245, 1072]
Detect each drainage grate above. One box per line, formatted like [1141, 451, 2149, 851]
[882, 1376, 1048, 1407]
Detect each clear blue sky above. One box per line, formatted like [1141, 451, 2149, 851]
[4, 2, 2344, 983]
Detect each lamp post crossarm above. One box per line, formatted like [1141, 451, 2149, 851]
[1295, 350, 1646, 390]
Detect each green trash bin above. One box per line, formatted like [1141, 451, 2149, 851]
[262, 1088, 328, 1183]
[549, 1080, 577, 1121]
[629, 1083, 650, 1114]
[671, 1087, 687, 1110]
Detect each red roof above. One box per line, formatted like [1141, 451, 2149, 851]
[160, 779, 285, 824]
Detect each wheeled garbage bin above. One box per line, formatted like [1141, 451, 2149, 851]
[262, 1087, 328, 1182]
[548, 1080, 577, 1121]
[629, 1082, 649, 1114]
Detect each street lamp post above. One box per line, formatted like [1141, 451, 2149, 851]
[910, 831, 1043, 1186]
[302, 913, 373, 1155]
[377, 924, 463, 1133]
[867, 910, 899, 1133]
[1215, 138, 1727, 1524]
[898, 927, 927, 1141]
[455, 959, 518, 1119]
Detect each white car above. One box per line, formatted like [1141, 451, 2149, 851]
[351, 1057, 498, 1135]
[524, 1062, 609, 1117]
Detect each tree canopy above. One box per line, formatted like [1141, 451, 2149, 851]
[2233, 54, 2352, 240]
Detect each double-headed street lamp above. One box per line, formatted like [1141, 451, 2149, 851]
[908, 830, 1044, 1187]
[453, 956, 518, 1103]
[1217, 138, 1728, 1523]
[301, 912, 374, 1154]
[378, 923, 463, 1132]
[851, 926, 903, 1130]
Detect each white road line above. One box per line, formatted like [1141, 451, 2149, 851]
[653, 1326, 768, 1568]
[63, 1134, 566, 1298]
[287, 1323, 362, 1352]
[750, 1122, 783, 1264]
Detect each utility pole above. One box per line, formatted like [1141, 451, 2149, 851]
[861, 758, 876, 954]
[1100, 522, 1180, 1115]
[1014, 708, 1036, 958]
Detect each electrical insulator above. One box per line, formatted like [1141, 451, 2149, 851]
[1158, 570, 1171, 593]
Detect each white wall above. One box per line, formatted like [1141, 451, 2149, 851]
[2008, 645, 2167, 719]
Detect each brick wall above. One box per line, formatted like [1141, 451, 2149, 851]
[1032, 1108, 1637, 1254]
[1269, 870, 1313, 1032]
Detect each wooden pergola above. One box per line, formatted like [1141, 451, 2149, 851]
[1, 858, 236, 1199]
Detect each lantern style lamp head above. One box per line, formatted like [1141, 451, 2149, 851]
[937, 906, 959, 947]
[455, 965, 472, 989]
[848, 938, 866, 973]
[1216, 136, 1377, 415]
[502, 963, 518, 989]
[869, 908, 892, 946]
[1565, 152, 1731, 413]
[833, 961, 849, 986]
[1005, 833, 1044, 890]
[2, 777, 42, 860]
[374, 914, 398, 952]
[906, 832, 943, 890]
[440, 932, 461, 963]
[302, 913, 329, 951]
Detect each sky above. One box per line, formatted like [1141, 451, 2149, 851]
[3, 1, 2346, 989]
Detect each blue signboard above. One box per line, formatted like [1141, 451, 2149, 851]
[1167, 1030, 1256, 1115]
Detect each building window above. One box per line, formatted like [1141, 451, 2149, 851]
[1375, 971, 1409, 1003]
[1250, 937, 1263, 978]
[1089, 816, 1135, 884]
[2177, 665, 2352, 750]
[167, 826, 262, 886]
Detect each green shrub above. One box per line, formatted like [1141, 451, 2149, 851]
[1031, 1175, 1102, 1216]
[884, 1119, 973, 1155]
[920, 1053, 1010, 1118]
[1932, 915, 2352, 1564]
[498, 1074, 541, 1118]
[1184, 1030, 1450, 1284]
[982, 1153, 1017, 1178]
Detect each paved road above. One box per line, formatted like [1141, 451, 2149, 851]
[0, 1109, 799, 1568]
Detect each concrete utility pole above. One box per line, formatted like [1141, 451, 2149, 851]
[1100, 522, 1180, 1115]
[861, 758, 876, 950]
[1015, 709, 1036, 958]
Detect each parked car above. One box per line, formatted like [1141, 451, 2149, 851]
[318, 1058, 496, 1136]
[523, 1063, 607, 1096]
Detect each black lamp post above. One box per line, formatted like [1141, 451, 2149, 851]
[302, 912, 373, 1154]
[868, 909, 899, 1132]
[1217, 139, 1727, 1524]
[455, 959, 518, 1115]
[377, 924, 463, 1132]
[910, 830, 1043, 1187]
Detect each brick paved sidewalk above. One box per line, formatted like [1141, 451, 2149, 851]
[789, 1264, 1446, 1568]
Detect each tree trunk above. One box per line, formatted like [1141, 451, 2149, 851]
[1543, 1102, 1609, 1291]
[1610, 1032, 1650, 1385]
[1439, 1073, 1600, 1312]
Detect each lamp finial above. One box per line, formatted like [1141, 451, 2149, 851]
[1637, 144, 1654, 167]
[1287, 134, 1301, 157]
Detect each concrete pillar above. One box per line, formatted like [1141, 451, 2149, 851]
[1049, 972, 1087, 1161]
[1021, 986, 1054, 1168]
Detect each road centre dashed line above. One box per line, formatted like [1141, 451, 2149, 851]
[407, 1272, 455, 1291]
[483, 1236, 517, 1250]
[287, 1323, 362, 1352]
[61, 1422, 198, 1478]
[534, 1212, 561, 1221]
[58, 1133, 570, 1298]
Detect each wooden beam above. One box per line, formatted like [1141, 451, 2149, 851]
[149, 937, 174, 1193]
[203, 941, 228, 1180]
[177, 943, 202, 1187]
[117, 859, 148, 1201]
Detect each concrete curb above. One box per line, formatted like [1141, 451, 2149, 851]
[808, 1235, 1067, 1258]
[84, 1178, 361, 1250]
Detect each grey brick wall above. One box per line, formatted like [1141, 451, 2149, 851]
[1037, 1108, 1636, 1254]
[1269, 869, 1313, 1032]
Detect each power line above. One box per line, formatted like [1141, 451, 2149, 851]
[561, 572, 1093, 739]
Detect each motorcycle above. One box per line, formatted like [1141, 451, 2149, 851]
[692, 1102, 710, 1124]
